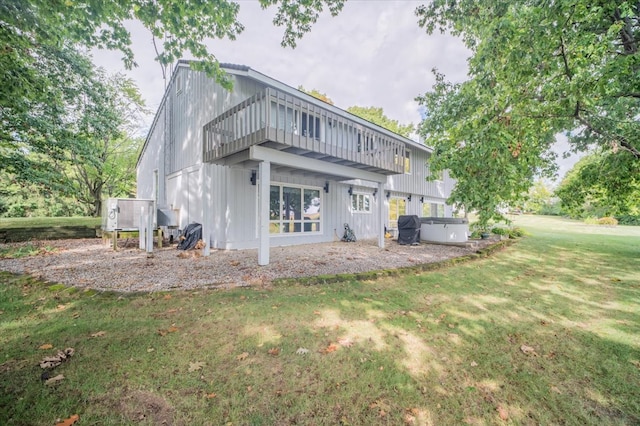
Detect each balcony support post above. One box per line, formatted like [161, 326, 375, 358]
[257, 160, 271, 266]
[377, 180, 386, 249]
[201, 162, 212, 256]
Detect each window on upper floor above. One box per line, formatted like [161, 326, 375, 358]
[393, 148, 411, 174]
[301, 112, 321, 139]
[404, 150, 411, 174]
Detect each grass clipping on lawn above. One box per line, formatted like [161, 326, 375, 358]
[0, 216, 639, 425]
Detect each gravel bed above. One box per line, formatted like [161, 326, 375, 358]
[0, 237, 495, 292]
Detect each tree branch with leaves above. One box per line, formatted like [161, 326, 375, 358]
[415, 0, 639, 226]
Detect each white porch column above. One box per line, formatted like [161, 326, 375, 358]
[201, 163, 212, 256]
[378, 181, 385, 249]
[258, 160, 271, 265]
[146, 200, 154, 253]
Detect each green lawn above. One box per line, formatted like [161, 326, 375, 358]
[0, 217, 101, 229]
[1, 216, 639, 425]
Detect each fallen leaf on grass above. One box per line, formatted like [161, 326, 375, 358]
[45, 374, 65, 386]
[470, 361, 478, 367]
[163, 294, 172, 300]
[55, 414, 79, 426]
[497, 406, 509, 420]
[520, 345, 538, 356]
[40, 348, 75, 369]
[39, 344, 53, 350]
[267, 347, 280, 356]
[56, 304, 66, 311]
[236, 352, 249, 361]
[158, 326, 180, 336]
[205, 393, 217, 399]
[295, 347, 310, 355]
[188, 361, 205, 372]
[322, 343, 339, 354]
[337, 337, 353, 348]
[90, 331, 106, 338]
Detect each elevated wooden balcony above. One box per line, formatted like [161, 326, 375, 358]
[203, 88, 406, 175]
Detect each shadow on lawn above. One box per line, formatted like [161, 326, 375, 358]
[236, 230, 640, 424]
[1, 229, 639, 425]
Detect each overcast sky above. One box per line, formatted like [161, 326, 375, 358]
[91, 0, 577, 181]
[92, 1, 469, 129]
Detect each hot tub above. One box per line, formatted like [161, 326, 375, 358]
[420, 217, 469, 243]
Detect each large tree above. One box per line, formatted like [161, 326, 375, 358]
[62, 71, 147, 216]
[415, 1, 639, 226]
[0, 58, 146, 217]
[1, 0, 344, 213]
[555, 150, 640, 220]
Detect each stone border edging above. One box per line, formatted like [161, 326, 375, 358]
[272, 238, 517, 286]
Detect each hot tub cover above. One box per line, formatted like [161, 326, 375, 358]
[420, 217, 468, 225]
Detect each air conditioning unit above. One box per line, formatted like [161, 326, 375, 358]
[102, 198, 156, 231]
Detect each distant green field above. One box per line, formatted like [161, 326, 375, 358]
[512, 214, 640, 237]
[0, 217, 101, 229]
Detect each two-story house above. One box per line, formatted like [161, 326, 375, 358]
[136, 61, 454, 265]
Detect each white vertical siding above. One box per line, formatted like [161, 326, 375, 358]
[385, 148, 450, 199]
[139, 64, 457, 252]
[147, 66, 268, 248]
[137, 103, 165, 201]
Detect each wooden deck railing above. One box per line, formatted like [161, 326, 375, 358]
[203, 88, 406, 174]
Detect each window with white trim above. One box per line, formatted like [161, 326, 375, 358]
[351, 193, 371, 213]
[269, 184, 321, 234]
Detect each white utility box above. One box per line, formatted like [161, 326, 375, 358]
[102, 198, 155, 231]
